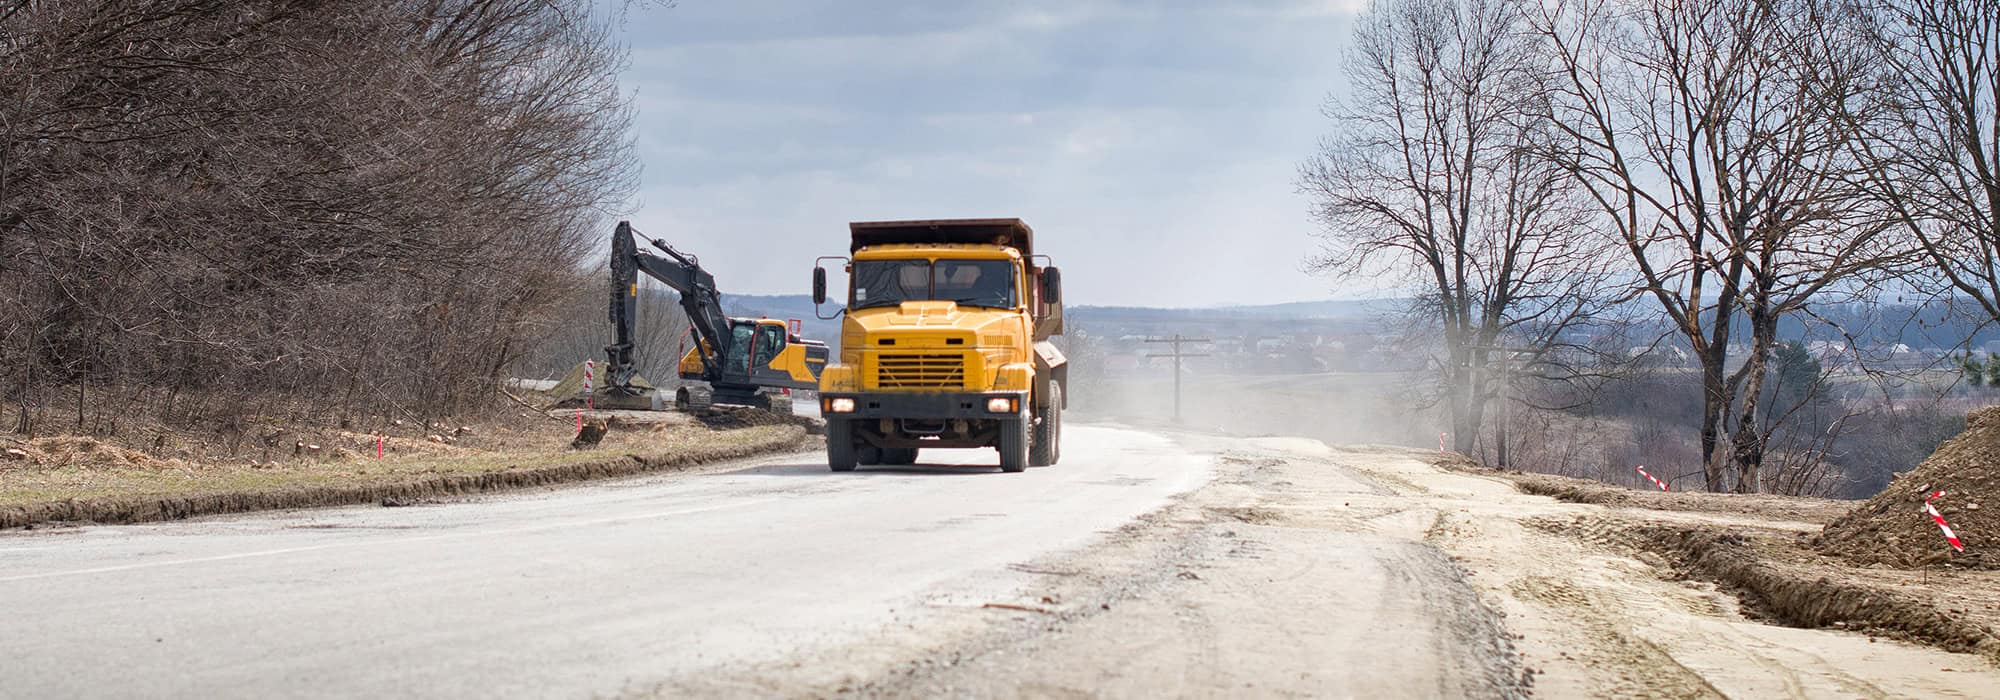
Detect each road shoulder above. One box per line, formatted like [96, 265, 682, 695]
[2, 422, 812, 529]
[1361, 446, 2000, 698]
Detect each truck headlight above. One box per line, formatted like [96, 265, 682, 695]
[986, 397, 1016, 413]
[827, 397, 856, 413]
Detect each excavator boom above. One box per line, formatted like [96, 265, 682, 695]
[607, 221, 733, 388]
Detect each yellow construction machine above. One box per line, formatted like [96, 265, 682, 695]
[811, 218, 1065, 472]
[603, 221, 827, 413]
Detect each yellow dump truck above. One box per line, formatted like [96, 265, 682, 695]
[811, 219, 1065, 472]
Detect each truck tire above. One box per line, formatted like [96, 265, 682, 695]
[858, 445, 883, 465]
[884, 447, 918, 465]
[1030, 384, 1062, 467]
[998, 414, 1029, 473]
[826, 418, 858, 472]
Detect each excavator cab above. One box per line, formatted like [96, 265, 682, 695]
[674, 318, 823, 411]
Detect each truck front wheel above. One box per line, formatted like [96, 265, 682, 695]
[826, 418, 858, 472]
[998, 414, 1029, 473]
[1030, 384, 1062, 467]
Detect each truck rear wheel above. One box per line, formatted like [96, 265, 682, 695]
[998, 414, 1029, 473]
[826, 418, 858, 472]
[883, 448, 918, 465]
[1031, 384, 1062, 467]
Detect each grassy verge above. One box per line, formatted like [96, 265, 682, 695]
[1, 423, 810, 528]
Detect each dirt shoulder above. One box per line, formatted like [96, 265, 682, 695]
[1459, 458, 2000, 673]
[1, 413, 813, 529]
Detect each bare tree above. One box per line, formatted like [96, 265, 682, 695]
[1529, 0, 1893, 491]
[1300, 0, 1615, 459]
[1845, 1, 2000, 325]
[0, 0, 637, 435]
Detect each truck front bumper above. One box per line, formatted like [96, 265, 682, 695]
[819, 391, 1029, 420]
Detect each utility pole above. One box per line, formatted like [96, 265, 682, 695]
[1145, 335, 1210, 423]
[1471, 344, 1536, 468]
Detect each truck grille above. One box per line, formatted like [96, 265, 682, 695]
[874, 353, 966, 389]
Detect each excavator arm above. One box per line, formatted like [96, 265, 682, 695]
[605, 221, 733, 390]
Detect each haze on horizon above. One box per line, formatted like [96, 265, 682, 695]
[606, 1, 1373, 308]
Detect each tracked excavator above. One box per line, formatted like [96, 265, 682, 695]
[601, 221, 828, 413]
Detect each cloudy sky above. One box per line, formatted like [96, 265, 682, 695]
[605, 1, 1367, 307]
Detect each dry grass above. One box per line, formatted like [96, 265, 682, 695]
[0, 421, 800, 513]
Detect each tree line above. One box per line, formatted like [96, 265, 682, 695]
[1301, 0, 1999, 493]
[0, 0, 635, 434]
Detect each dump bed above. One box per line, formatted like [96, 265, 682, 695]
[849, 218, 1034, 258]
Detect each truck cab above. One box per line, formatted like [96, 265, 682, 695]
[813, 219, 1065, 472]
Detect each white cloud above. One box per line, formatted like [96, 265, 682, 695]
[606, 0, 1363, 306]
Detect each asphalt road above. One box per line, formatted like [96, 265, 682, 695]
[0, 425, 1211, 699]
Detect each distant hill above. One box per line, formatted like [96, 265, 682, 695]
[721, 294, 843, 346]
[1074, 299, 1400, 322]
[721, 294, 825, 322]
[713, 294, 1999, 352]
[713, 295, 1406, 349]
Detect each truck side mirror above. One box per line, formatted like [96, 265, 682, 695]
[813, 266, 827, 305]
[1040, 267, 1061, 305]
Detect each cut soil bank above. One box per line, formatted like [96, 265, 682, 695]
[1465, 458, 2000, 665]
[0, 422, 811, 529]
[1819, 405, 2000, 570]
[1634, 523, 2000, 663]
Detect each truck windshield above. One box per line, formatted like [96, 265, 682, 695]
[851, 259, 1016, 310]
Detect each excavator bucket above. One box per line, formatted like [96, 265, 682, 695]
[547, 361, 658, 410]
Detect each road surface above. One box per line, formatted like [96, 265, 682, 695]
[11, 423, 1987, 698]
[0, 425, 1208, 699]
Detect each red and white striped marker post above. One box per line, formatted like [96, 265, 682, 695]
[1926, 491, 1966, 553]
[1439, 432, 1448, 453]
[1636, 465, 1669, 491]
[584, 360, 595, 410]
[376, 434, 385, 460]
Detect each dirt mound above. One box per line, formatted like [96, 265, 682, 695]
[694, 408, 823, 434]
[1818, 406, 2000, 569]
[2, 436, 189, 471]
